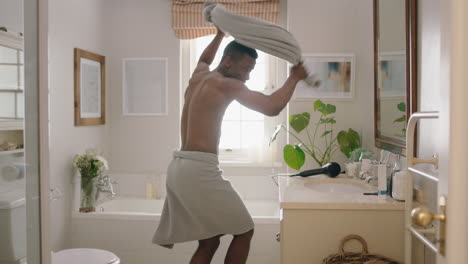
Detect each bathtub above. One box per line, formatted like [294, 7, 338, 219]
[71, 197, 280, 264]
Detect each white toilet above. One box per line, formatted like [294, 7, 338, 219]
[0, 182, 120, 264]
[0, 183, 26, 264]
[52, 248, 120, 264]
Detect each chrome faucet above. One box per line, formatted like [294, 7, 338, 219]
[364, 175, 378, 186]
[96, 175, 116, 199]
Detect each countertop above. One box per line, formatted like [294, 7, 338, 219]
[278, 174, 405, 210]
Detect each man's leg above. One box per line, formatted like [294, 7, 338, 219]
[224, 229, 254, 264]
[190, 235, 222, 264]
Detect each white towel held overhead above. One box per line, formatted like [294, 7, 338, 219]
[204, 2, 319, 87]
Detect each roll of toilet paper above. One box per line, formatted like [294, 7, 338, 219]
[392, 171, 407, 201]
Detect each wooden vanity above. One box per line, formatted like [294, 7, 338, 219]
[279, 175, 404, 263]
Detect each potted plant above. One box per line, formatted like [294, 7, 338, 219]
[270, 99, 363, 171]
[73, 149, 108, 212]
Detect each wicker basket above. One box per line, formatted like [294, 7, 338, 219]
[322, 234, 402, 264]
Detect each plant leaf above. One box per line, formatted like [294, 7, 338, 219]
[289, 112, 310, 133]
[314, 100, 336, 115]
[393, 115, 406, 123]
[397, 102, 406, 112]
[323, 104, 336, 115]
[283, 144, 305, 171]
[269, 124, 283, 145]
[337, 128, 361, 159]
[313, 99, 325, 112]
[319, 117, 336, 124]
[321, 130, 332, 137]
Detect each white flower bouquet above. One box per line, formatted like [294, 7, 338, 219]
[73, 148, 109, 212]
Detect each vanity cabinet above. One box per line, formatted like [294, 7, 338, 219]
[279, 176, 404, 264]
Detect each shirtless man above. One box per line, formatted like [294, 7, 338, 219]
[153, 28, 307, 264]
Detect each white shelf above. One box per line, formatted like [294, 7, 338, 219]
[0, 149, 24, 156]
[0, 120, 24, 131]
[408, 163, 439, 183]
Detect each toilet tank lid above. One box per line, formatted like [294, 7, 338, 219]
[52, 248, 119, 264]
[0, 188, 25, 210]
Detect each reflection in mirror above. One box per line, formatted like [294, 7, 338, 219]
[374, 0, 417, 155]
[378, 0, 406, 141]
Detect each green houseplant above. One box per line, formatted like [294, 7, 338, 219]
[393, 102, 406, 137]
[73, 149, 108, 212]
[270, 99, 361, 170]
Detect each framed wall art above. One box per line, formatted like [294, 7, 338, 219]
[294, 53, 355, 100]
[74, 48, 105, 126]
[122, 57, 168, 116]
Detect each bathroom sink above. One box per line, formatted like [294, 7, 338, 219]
[303, 178, 375, 194]
[279, 175, 403, 211]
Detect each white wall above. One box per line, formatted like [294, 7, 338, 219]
[0, 0, 23, 33]
[48, 0, 107, 251]
[103, 0, 179, 175]
[287, 0, 375, 169]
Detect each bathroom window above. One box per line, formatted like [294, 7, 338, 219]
[0, 44, 24, 120]
[185, 35, 278, 163]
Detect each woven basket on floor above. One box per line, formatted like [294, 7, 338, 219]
[322, 234, 401, 264]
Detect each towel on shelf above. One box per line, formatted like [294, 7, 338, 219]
[204, 2, 319, 87]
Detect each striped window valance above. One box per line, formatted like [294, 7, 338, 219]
[172, 0, 280, 39]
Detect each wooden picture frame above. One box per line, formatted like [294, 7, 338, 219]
[74, 48, 105, 126]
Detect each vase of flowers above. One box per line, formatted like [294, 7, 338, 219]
[73, 149, 108, 212]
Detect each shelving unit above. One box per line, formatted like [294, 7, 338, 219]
[0, 149, 24, 156]
[0, 119, 24, 131]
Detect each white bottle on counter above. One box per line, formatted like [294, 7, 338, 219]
[378, 163, 387, 198]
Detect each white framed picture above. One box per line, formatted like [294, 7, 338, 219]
[123, 57, 168, 116]
[378, 51, 406, 97]
[293, 53, 355, 100]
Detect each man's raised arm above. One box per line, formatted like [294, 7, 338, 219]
[194, 28, 225, 74]
[227, 63, 308, 116]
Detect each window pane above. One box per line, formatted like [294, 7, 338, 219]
[255, 50, 266, 63]
[220, 121, 241, 150]
[241, 121, 264, 149]
[0, 92, 16, 118]
[19, 51, 24, 64]
[0, 46, 18, 63]
[0, 65, 19, 89]
[246, 62, 267, 91]
[241, 105, 264, 121]
[19, 65, 24, 89]
[224, 101, 241, 120]
[16, 92, 24, 118]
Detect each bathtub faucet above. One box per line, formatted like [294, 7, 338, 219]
[96, 175, 116, 199]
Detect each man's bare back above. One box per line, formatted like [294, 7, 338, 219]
[181, 70, 232, 154]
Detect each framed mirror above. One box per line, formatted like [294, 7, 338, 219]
[373, 0, 417, 155]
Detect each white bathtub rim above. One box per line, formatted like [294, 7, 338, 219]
[71, 211, 280, 224]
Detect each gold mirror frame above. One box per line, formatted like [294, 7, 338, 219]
[373, 0, 417, 156]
